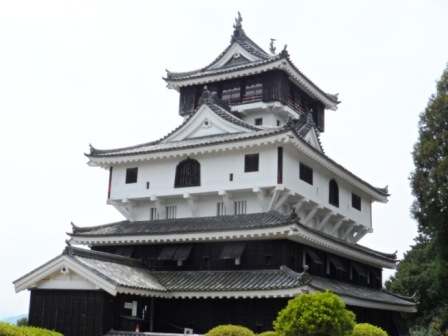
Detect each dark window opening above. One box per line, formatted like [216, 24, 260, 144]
[299, 162, 313, 185]
[329, 179, 339, 207]
[352, 193, 361, 211]
[108, 167, 113, 199]
[245, 154, 259, 172]
[255, 118, 263, 125]
[146, 181, 150, 189]
[174, 158, 200, 188]
[277, 147, 283, 184]
[125, 167, 138, 184]
[229, 173, 233, 181]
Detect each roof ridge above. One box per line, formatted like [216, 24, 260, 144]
[64, 246, 141, 267]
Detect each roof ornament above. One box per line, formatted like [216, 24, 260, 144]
[269, 39, 276, 54]
[298, 265, 312, 285]
[233, 11, 243, 30]
[201, 86, 213, 104]
[280, 44, 289, 57]
[231, 12, 244, 41]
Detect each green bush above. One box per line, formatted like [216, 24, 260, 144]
[206, 324, 255, 336]
[352, 323, 388, 336]
[0, 322, 62, 336]
[16, 318, 28, 327]
[258, 331, 278, 336]
[274, 291, 355, 336]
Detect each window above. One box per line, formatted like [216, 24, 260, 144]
[352, 193, 361, 211]
[244, 154, 259, 172]
[174, 158, 200, 188]
[150, 207, 159, 220]
[229, 173, 233, 181]
[255, 118, 263, 126]
[220, 242, 245, 265]
[277, 147, 283, 184]
[157, 245, 192, 266]
[221, 81, 241, 104]
[243, 77, 263, 103]
[329, 179, 339, 207]
[217, 202, 227, 216]
[299, 163, 313, 185]
[166, 206, 177, 219]
[125, 167, 138, 184]
[234, 200, 247, 215]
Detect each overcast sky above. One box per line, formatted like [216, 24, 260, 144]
[1, 1, 447, 318]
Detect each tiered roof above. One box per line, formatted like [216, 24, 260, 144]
[69, 211, 396, 268]
[14, 246, 416, 312]
[164, 13, 339, 110]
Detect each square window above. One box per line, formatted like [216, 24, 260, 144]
[299, 163, 313, 185]
[255, 118, 263, 126]
[234, 200, 247, 215]
[125, 167, 138, 184]
[352, 193, 361, 211]
[245, 154, 259, 172]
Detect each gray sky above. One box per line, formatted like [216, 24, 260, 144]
[1, 1, 447, 318]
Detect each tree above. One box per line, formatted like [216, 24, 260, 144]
[205, 325, 255, 336]
[386, 65, 448, 333]
[273, 291, 355, 336]
[352, 323, 387, 336]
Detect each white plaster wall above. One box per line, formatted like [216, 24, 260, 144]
[108, 142, 373, 229]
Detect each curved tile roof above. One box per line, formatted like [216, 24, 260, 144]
[69, 212, 396, 261]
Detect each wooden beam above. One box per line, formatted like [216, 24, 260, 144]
[316, 212, 335, 231]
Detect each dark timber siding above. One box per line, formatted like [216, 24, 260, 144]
[29, 289, 114, 336]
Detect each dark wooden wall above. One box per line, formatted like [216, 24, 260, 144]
[29, 289, 114, 336]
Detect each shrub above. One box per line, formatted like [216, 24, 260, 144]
[258, 331, 278, 336]
[352, 323, 388, 336]
[273, 291, 355, 336]
[206, 324, 255, 336]
[0, 322, 62, 336]
[16, 318, 28, 327]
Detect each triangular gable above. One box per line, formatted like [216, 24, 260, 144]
[162, 103, 256, 142]
[14, 254, 119, 296]
[303, 128, 323, 152]
[207, 42, 264, 70]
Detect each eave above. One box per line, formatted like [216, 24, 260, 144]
[86, 130, 388, 202]
[69, 223, 396, 269]
[164, 57, 339, 110]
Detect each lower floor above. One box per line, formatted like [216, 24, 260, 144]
[28, 289, 409, 336]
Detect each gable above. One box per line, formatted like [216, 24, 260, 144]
[303, 128, 323, 152]
[208, 43, 264, 70]
[162, 104, 255, 142]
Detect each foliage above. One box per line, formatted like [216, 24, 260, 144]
[206, 325, 255, 336]
[352, 323, 388, 336]
[16, 318, 28, 327]
[409, 325, 446, 336]
[0, 322, 63, 336]
[273, 291, 355, 336]
[257, 332, 278, 336]
[386, 64, 448, 334]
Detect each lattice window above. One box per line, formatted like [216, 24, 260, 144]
[174, 158, 200, 188]
[166, 206, 177, 219]
[234, 200, 247, 215]
[149, 207, 159, 220]
[217, 202, 227, 216]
